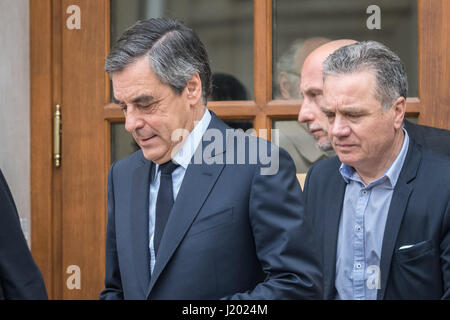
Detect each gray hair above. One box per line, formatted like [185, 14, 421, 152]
[106, 18, 212, 105]
[322, 41, 408, 110]
[275, 37, 330, 98]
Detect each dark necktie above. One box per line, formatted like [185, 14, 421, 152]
[154, 160, 180, 257]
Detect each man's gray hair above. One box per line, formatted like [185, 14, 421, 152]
[275, 39, 304, 98]
[106, 18, 212, 105]
[323, 41, 408, 110]
[275, 37, 330, 99]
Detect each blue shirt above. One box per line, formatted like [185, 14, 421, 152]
[335, 129, 409, 300]
[149, 109, 211, 274]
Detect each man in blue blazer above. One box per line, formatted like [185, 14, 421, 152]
[99, 18, 322, 300]
[0, 169, 47, 299]
[403, 120, 450, 157]
[304, 41, 450, 299]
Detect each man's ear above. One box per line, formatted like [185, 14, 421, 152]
[278, 72, 291, 99]
[185, 73, 203, 105]
[392, 96, 406, 130]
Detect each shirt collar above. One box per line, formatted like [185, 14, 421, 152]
[172, 108, 211, 170]
[339, 128, 410, 188]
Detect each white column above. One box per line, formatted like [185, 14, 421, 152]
[0, 0, 31, 246]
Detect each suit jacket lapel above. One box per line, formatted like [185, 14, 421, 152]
[147, 113, 228, 297]
[323, 164, 346, 300]
[377, 140, 421, 299]
[130, 152, 153, 297]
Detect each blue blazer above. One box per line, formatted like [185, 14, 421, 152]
[0, 169, 47, 300]
[404, 119, 450, 157]
[304, 139, 450, 299]
[100, 113, 322, 300]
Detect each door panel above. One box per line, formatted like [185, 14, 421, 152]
[61, 0, 109, 299]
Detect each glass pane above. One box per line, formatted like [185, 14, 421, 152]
[111, 0, 254, 101]
[273, 120, 332, 174]
[210, 73, 249, 101]
[273, 0, 418, 99]
[110, 123, 139, 162]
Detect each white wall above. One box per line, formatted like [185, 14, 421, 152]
[0, 0, 30, 244]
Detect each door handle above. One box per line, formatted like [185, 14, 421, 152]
[54, 104, 61, 168]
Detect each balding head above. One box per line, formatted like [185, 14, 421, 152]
[303, 40, 358, 74]
[298, 39, 357, 152]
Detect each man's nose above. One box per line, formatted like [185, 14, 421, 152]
[298, 99, 315, 123]
[124, 107, 145, 133]
[330, 115, 351, 137]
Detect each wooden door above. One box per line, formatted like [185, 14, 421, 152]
[31, 0, 109, 299]
[30, 0, 450, 299]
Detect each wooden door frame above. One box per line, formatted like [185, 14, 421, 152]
[30, 0, 58, 299]
[418, 0, 450, 128]
[30, 0, 449, 299]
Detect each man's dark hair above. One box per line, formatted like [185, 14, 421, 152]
[210, 73, 248, 101]
[106, 18, 212, 105]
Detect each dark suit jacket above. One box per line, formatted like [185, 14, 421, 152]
[100, 113, 322, 300]
[304, 139, 450, 299]
[0, 169, 47, 300]
[404, 119, 450, 157]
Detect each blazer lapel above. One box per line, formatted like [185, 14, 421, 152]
[323, 166, 346, 300]
[146, 113, 228, 297]
[377, 140, 421, 299]
[130, 153, 153, 297]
